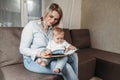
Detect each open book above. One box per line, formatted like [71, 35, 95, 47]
[50, 49, 78, 58]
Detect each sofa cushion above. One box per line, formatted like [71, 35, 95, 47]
[78, 53, 96, 80]
[77, 48, 120, 64]
[70, 29, 91, 49]
[0, 68, 4, 80]
[0, 27, 23, 67]
[1, 64, 63, 80]
[77, 48, 120, 80]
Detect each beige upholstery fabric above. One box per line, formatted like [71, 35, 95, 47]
[0, 27, 23, 67]
[1, 64, 62, 80]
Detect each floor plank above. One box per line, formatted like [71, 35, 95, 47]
[90, 77, 103, 80]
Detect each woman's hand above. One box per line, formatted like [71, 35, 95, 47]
[37, 51, 51, 58]
[41, 52, 51, 58]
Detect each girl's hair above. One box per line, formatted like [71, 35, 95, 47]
[42, 3, 63, 26]
[53, 27, 64, 36]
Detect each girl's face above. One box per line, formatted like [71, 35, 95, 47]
[53, 33, 64, 44]
[44, 11, 60, 26]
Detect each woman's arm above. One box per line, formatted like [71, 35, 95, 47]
[19, 21, 42, 57]
[19, 21, 51, 59]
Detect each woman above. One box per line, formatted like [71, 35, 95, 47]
[19, 3, 78, 80]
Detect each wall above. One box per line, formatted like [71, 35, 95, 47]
[42, 0, 81, 29]
[81, 0, 120, 54]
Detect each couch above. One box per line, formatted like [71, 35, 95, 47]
[0, 27, 120, 80]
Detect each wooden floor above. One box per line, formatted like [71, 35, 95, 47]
[90, 77, 103, 80]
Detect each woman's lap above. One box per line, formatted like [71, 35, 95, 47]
[23, 54, 78, 80]
[24, 56, 57, 75]
[68, 53, 78, 76]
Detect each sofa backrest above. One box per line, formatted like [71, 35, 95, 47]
[63, 29, 72, 44]
[0, 27, 72, 67]
[0, 27, 90, 67]
[70, 29, 91, 49]
[0, 27, 23, 67]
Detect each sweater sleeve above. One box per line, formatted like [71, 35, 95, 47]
[19, 21, 44, 59]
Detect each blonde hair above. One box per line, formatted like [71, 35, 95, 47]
[42, 3, 63, 26]
[53, 27, 64, 36]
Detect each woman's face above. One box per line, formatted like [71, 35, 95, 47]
[44, 11, 60, 26]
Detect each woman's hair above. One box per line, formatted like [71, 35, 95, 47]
[42, 3, 63, 26]
[53, 27, 64, 36]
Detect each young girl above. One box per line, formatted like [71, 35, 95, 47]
[36, 27, 77, 73]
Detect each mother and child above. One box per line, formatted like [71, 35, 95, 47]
[19, 3, 79, 80]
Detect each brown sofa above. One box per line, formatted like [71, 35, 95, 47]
[0, 27, 119, 80]
[70, 29, 120, 80]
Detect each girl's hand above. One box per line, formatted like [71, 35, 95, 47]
[65, 45, 77, 53]
[69, 45, 77, 50]
[65, 48, 69, 53]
